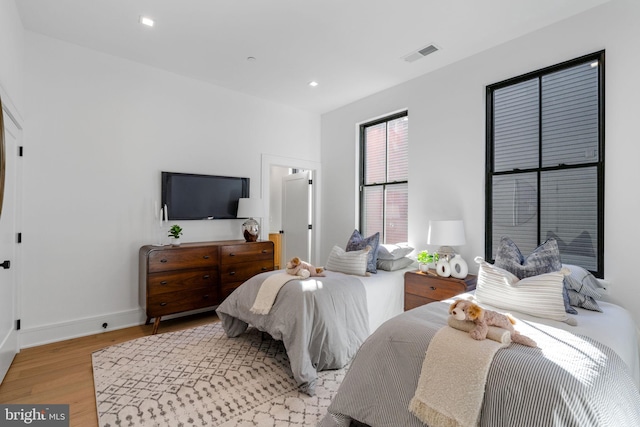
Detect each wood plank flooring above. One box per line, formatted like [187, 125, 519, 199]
[0, 311, 219, 427]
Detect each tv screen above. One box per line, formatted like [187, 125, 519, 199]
[161, 172, 250, 220]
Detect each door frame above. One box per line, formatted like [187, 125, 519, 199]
[261, 154, 321, 266]
[0, 84, 24, 383]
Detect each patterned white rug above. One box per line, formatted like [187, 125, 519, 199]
[92, 322, 346, 426]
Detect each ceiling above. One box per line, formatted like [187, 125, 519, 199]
[16, 0, 610, 114]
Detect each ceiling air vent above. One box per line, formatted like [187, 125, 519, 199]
[403, 44, 439, 63]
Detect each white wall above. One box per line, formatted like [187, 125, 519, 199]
[0, 0, 24, 113]
[321, 0, 640, 328]
[19, 32, 320, 346]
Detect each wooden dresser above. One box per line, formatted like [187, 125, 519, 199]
[404, 270, 477, 311]
[139, 240, 274, 334]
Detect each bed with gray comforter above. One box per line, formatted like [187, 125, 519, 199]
[321, 300, 640, 427]
[216, 270, 369, 396]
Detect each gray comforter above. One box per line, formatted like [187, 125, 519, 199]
[216, 270, 369, 396]
[321, 301, 640, 427]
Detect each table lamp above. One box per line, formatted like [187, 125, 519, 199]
[237, 198, 263, 242]
[427, 220, 468, 278]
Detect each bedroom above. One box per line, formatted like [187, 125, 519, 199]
[1, 0, 639, 424]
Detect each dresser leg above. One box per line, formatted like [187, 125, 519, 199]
[152, 317, 161, 335]
[145, 317, 151, 325]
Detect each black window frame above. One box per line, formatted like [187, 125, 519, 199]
[359, 110, 409, 244]
[485, 51, 605, 277]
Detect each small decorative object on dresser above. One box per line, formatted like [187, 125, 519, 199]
[416, 250, 439, 273]
[237, 198, 263, 242]
[404, 270, 476, 311]
[139, 240, 274, 334]
[167, 224, 183, 246]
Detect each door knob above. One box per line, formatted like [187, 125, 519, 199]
[1, 260, 10, 269]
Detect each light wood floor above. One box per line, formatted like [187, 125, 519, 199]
[0, 312, 219, 427]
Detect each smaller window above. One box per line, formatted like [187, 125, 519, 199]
[359, 111, 408, 244]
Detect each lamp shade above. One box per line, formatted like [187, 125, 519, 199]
[427, 220, 466, 246]
[237, 198, 263, 218]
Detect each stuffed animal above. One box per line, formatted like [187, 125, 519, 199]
[449, 299, 537, 347]
[286, 257, 325, 278]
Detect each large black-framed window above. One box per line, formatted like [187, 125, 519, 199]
[485, 51, 605, 277]
[359, 111, 408, 244]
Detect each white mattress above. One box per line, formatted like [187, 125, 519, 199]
[451, 292, 640, 388]
[357, 267, 412, 334]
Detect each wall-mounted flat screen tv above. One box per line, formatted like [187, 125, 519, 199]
[161, 172, 250, 220]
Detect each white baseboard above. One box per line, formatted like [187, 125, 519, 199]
[17, 306, 219, 349]
[18, 308, 147, 349]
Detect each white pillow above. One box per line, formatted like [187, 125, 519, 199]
[377, 256, 414, 271]
[475, 257, 573, 324]
[563, 264, 603, 299]
[377, 244, 414, 261]
[325, 245, 370, 276]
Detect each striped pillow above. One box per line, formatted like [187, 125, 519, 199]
[475, 257, 573, 324]
[326, 245, 370, 277]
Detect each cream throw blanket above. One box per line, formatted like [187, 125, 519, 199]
[250, 272, 302, 315]
[408, 326, 509, 427]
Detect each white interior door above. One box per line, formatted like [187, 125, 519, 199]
[282, 171, 311, 264]
[0, 105, 20, 384]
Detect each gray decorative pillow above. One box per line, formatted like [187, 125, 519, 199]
[377, 257, 414, 271]
[563, 264, 603, 299]
[325, 245, 370, 277]
[495, 237, 575, 314]
[346, 230, 380, 274]
[566, 289, 602, 312]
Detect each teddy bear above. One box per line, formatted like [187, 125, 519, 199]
[449, 299, 537, 347]
[285, 257, 325, 278]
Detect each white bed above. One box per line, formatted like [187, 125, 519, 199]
[358, 266, 410, 333]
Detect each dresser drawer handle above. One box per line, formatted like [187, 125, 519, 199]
[160, 281, 168, 285]
[430, 286, 436, 291]
[203, 255, 210, 259]
[203, 294, 209, 299]
[203, 275, 210, 280]
[229, 271, 236, 276]
[229, 253, 236, 257]
[261, 267, 268, 271]
[160, 259, 168, 263]
[261, 249, 267, 253]
[159, 302, 167, 306]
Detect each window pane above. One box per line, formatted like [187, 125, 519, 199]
[542, 63, 599, 167]
[494, 79, 539, 172]
[362, 186, 383, 238]
[387, 116, 408, 182]
[541, 168, 598, 270]
[385, 183, 408, 244]
[364, 123, 386, 184]
[491, 173, 538, 257]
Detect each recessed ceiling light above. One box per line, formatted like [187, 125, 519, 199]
[247, 56, 256, 62]
[309, 81, 319, 87]
[139, 16, 154, 27]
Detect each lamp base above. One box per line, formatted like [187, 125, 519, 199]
[437, 246, 456, 261]
[242, 218, 260, 242]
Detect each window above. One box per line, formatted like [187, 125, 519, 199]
[486, 51, 604, 277]
[359, 111, 408, 244]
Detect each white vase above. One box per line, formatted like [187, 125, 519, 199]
[436, 259, 451, 277]
[171, 238, 181, 247]
[449, 254, 468, 279]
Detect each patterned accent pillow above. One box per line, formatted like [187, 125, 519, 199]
[377, 244, 414, 261]
[566, 289, 603, 312]
[495, 237, 576, 314]
[325, 245, 371, 277]
[475, 257, 574, 324]
[563, 264, 603, 299]
[346, 230, 380, 274]
[376, 256, 414, 271]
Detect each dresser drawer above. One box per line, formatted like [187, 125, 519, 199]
[220, 259, 274, 284]
[405, 278, 467, 301]
[147, 268, 218, 296]
[147, 288, 218, 317]
[220, 242, 274, 265]
[148, 246, 218, 273]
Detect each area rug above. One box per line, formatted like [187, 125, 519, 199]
[92, 322, 347, 426]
